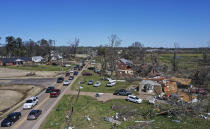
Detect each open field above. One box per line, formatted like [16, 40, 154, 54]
[42, 95, 210, 129]
[0, 84, 43, 116]
[71, 70, 139, 93]
[0, 65, 69, 71]
[0, 67, 64, 78]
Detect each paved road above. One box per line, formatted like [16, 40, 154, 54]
[0, 63, 87, 129]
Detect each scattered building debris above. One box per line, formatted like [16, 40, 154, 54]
[104, 117, 121, 125]
[85, 115, 91, 121]
[96, 93, 104, 97]
[134, 120, 155, 123]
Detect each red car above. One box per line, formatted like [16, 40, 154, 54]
[50, 89, 61, 98]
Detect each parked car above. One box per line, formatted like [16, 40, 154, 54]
[1, 112, 21, 127]
[57, 77, 64, 83]
[45, 86, 55, 93]
[50, 89, 61, 97]
[106, 81, 116, 87]
[74, 71, 78, 76]
[126, 95, 142, 104]
[65, 72, 70, 76]
[113, 89, 131, 96]
[94, 69, 101, 74]
[69, 76, 74, 80]
[80, 81, 86, 84]
[64, 64, 71, 67]
[88, 67, 95, 70]
[27, 110, 42, 120]
[23, 96, 38, 109]
[63, 80, 71, 86]
[74, 66, 78, 70]
[82, 72, 92, 76]
[88, 80, 94, 85]
[94, 81, 101, 87]
[91, 62, 96, 65]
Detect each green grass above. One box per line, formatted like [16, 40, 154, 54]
[0, 65, 70, 71]
[145, 53, 209, 72]
[71, 70, 139, 93]
[42, 95, 210, 129]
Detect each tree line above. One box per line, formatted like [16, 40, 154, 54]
[0, 36, 80, 60]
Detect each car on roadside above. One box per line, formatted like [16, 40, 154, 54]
[88, 67, 95, 70]
[113, 89, 131, 96]
[74, 71, 78, 76]
[69, 76, 74, 80]
[57, 77, 64, 83]
[82, 72, 92, 76]
[50, 89, 61, 97]
[23, 96, 38, 109]
[88, 80, 94, 85]
[94, 69, 101, 74]
[45, 86, 55, 93]
[126, 95, 142, 104]
[106, 81, 116, 87]
[1, 112, 21, 127]
[27, 110, 42, 120]
[63, 80, 71, 86]
[94, 81, 101, 87]
[74, 66, 78, 70]
[65, 72, 70, 76]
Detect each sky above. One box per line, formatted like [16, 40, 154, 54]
[0, 0, 210, 48]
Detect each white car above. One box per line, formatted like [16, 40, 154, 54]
[94, 81, 101, 87]
[106, 81, 116, 87]
[63, 80, 71, 86]
[23, 96, 38, 109]
[126, 95, 142, 104]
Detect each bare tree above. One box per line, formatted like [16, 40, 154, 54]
[97, 45, 108, 76]
[127, 42, 145, 64]
[172, 42, 179, 72]
[69, 38, 79, 58]
[107, 34, 122, 76]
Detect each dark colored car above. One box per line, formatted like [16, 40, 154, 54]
[50, 89, 61, 97]
[69, 76, 74, 80]
[27, 110, 42, 120]
[74, 71, 78, 76]
[57, 77, 64, 83]
[113, 89, 132, 96]
[65, 72, 70, 76]
[88, 80, 94, 85]
[1, 112, 21, 127]
[82, 72, 92, 76]
[45, 86, 55, 93]
[88, 67, 95, 70]
[74, 66, 78, 70]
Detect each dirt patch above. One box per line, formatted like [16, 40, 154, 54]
[0, 85, 43, 116]
[0, 68, 61, 78]
[0, 90, 23, 112]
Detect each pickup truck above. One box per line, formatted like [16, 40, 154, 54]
[50, 89, 61, 98]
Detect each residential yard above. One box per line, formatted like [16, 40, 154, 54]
[71, 70, 139, 94]
[0, 65, 70, 71]
[42, 95, 210, 129]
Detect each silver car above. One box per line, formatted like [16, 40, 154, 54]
[27, 110, 42, 120]
[94, 81, 101, 87]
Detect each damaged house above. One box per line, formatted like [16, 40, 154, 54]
[116, 58, 134, 75]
